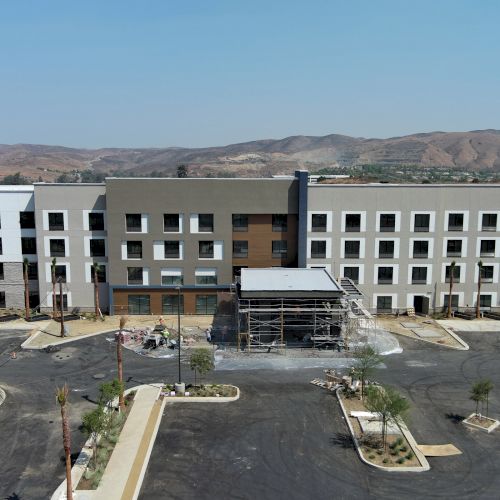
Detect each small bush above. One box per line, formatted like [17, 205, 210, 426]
[400, 445, 408, 452]
[376, 449, 383, 455]
[389, 442, 397, 450]
[382, 458, 389, 464]
[368, 454, 375, 459]
[395, 437, 403, 446]
[84, 469, 95, 481]
[97, 448, 109, 464]
[390, 449, 398, 456]
[397, 457, 406, 464]
[91, 465, 105, 489]
[406, 451, 414, 460]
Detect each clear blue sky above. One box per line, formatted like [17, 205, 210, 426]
[1, 0, 499, 148]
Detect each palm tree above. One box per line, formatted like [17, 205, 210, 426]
[93, 262, 100, 318]
[56, 384, 73, 500]
[447, 260, 456, 318]
[23, 258, 30, 321]
[117, 316, 128, 412]
[476, 260, 483, 319]
[51, 257, 57, 318]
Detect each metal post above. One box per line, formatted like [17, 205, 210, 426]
[59, 278, 65, 337]
[177, 286, 181, 384]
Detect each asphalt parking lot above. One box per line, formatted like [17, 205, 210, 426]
[1, 328, 500, 499]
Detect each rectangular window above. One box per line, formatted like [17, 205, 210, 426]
[89, 212, 104, 231]
[482, 213, 497, 231]
[378, 240, 395, 258]
[311, 214, 327, 232]
[446, 240, 462, 257]
[0, 238, 2, 254]
[90, 264, 106, 283]
[411, 267, 428, 284]
[480, 240, 495, 257]
[90, 239, 106, 257]
[233, 240, 248, 258]
[164, 241, 180, 259]
[479, 295, 492, 308]
[377, 267, 393, 284]
[0, 291, 5, 308]
[445, 265, 461, 283]
[20, 211, 35, 229]
[198, 214, 214, 232]
[54, 265, 67, 283]
[311, 240, 326, 258]
[412, 240, 429, 258]
[443, 294, 459, 311]
[128, 295, 150, 315]
[272, 240, 288, 258]
[48, 212, 65, 231]
[0, 263, 3, 280]
[448, 213, 464, 231]
[126, 214, 142, 232]
[27, 262, 38, 280]
[162, 294, 184, 314]
[376, 296, 393, 313]
[49, 239, 66, 257]
[414, 214, 430, 232]
[195, 295, 217, 314]
[199, 241, 214, 259]
[127, 267, 143, 285]
[345, 214, 361, 232]
[126, 241, 142, 259]
[196, 274, 217, 285]
[232, 214, 248, 232]
[480, 266, 494, 283]
[52, 293, 68, 311]
[163, 214, 180, 232]
[344, 240, 360, 258]
[379, 214, 396, 232]
[272, 214, 288, 232]
[21, 237, 37, 255]
[161, 274, 183, 286]
[343, 266, 359, 284]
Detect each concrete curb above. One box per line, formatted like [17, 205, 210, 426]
[21, 328, 115, 350]
[162, 385, 240, 403]
[336, 388, 430, 472]
[131, 387, 166, 500]
[462, 413, 500, 433]
[0, 387, 6, 408]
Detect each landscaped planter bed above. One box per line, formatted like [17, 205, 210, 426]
[463, 413, 500, 433]
[161, 384, 239, 401]
[77, 391, 136, 490]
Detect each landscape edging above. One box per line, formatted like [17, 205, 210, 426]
[336, 388, 430, 472]
[21, 328, 115, 350]
[385, 326, 469, 351]
[462, 413, 500, 434]
[0, 387, 6, 408]
[163, 385, 240, 403]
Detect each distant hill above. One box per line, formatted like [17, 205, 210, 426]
[2, 129, 500, 181]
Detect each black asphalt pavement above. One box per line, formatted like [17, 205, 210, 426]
[1, 328, 500, 499]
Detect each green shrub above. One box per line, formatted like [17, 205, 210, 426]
[368, 454, 375, 459]
[397, 457, 406, 464]
[389, 442, 397, 450]
[395, 437, 403, 446]
[91, 465, 105, 489]
[382, 458, 389, 464]
[390, 449, 398, 456]
[97, 448, 109, 464]
[406, 451, 414, 460]
[400, 445, 408, 452]
[84, 468, 95, 481]
[376, 449, 383, 455]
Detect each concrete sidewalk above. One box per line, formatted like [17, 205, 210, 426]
[437, 319, 500, 332]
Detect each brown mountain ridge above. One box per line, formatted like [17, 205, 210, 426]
[1, 129, 500, 181]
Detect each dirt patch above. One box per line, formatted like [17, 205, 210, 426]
[466, 415, 496, 428]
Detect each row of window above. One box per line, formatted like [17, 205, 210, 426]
[340, 264, 494, 285]
[0, 262, 38, 280]
[125, 213, 290, 233]
[309, 238, 497, 259]
[126, 294, 217, 315]
[309, 212, 498, 233]
[126, 267, 218, 286]
[375, 294, 494, 312]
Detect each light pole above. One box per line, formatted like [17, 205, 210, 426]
[175, 286, 184, 393]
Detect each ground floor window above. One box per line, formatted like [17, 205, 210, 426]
[52, 293, 68, 312]
[128, 294, 150, 315]
[0, 291, 5, 308]
[195, 295, 217, 314]
[479, 294, 492, 308]
[343, 266, 359, 284]
[376, 296, 392, 313]
[162, 294, 184, 314]
[442, 294, 459, 310]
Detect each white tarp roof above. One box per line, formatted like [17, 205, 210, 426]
[240, 268, 343, 292]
